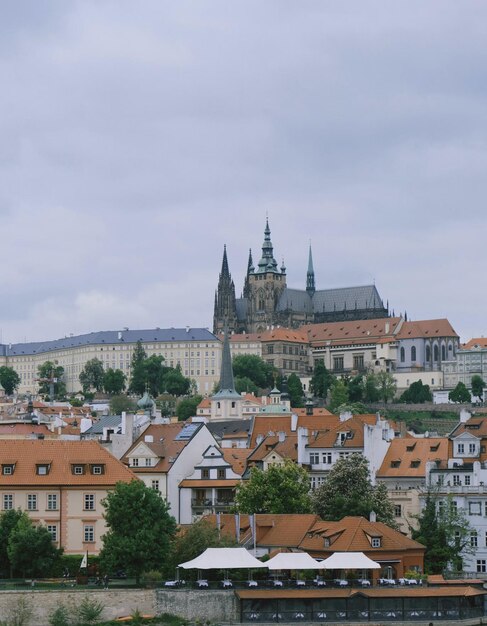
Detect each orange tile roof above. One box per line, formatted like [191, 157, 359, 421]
[226, 329, 309, 344]
[395, 319, 458, 340]
[299, 516, 424, 554]
[0, 424, 53, 437]
[461, 338, 487, 350]
[292, 408, 334, 419]
[0, 439, 136, 486]
[377, 437, 449, 478]
[450, 417, 487, 439]
[305, 318, 402, 345]
[121, 422, 189, 473]
[250, 414, 339, 447]
[222, 449, 253, 475]
[247, 435, 298, 462]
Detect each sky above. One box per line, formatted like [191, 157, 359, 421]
[1, 1, 487, 345]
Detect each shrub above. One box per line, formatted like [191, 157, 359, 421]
[76, 596, 104, 626]
[0, 596, 34, 626]
[48, 604, 71, 626]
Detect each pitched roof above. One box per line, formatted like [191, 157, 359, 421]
[0, 328, 218, 356]
[222, 449, 253, 475]
[377, 437, 449, 478]
[121, 422, 190, 473]
[461, 338, 487, 350]
[0, 439, 136, 486]
[250, 414, 339, 447]
[299, 517, 425, 554]
[305, 318, 401, 346]
[395, 319, 459, 340]
[247, 435, 298, 462]
[0, 423, 53, 437]
[305, 415, 381, 449]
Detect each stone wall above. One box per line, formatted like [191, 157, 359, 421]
[156, 588, 239, 623]
[0, 588, 154, 626]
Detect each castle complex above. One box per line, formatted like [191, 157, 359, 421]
[213, 219, 388, 334]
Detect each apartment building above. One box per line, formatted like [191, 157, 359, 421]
[0, 439, 136, 554]
[443, 338, 487, 393]
[0, 327, 221, 396]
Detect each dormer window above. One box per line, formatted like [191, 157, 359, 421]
[410, 460, 420, 468]
[406, 444, 416, 452]
[2, 464, 14, 475]
[72, 464, 85, 475]
[36, 464, 50, 476]
[90, 464, 104, 475]
[202, 469, 210, 479]
[390, 460, 401, 468]
[371, 537, 381, 548]
[324, 537, 331, 547]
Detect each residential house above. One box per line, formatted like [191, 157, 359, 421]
[0, 439, 136, 554]
[376, 437, 449, 535]
[443, 338, 487, 396]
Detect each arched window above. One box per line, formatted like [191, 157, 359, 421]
[426, 345, 431, 362]
[411, 346, 416, 361]
[441, 345, 446, 360]
[448, 342, 453, 354]
[400, 347, 405, 363]
[434, 344, 439, 362]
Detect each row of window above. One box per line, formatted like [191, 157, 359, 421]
[3, 493, 96, 511]
[2, 463, 104, 477]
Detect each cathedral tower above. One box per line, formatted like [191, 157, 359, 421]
[246, 219, 287, 332]
[213, 246, 238, 335]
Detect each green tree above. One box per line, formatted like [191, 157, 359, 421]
[166, 518, 236, 576]
[79, 358, 105, 393]
[232, 355, 275, 389]
[99, 480, 177, 585]
[400, 380, 433, 403]
[413, 491, 473, 574]
[128, 341, 148, 395]
[7, 515, 62, 577]
[376, 371, 397, 403]
[347, 374, 364, 403]
[449, 382, 471, 403]
[310, 360, 334, 399]
[287, 373, 304, 407]
[0, 509, 25, 576]
[109, 394, 136, 415]
[234, 376, 259, 396]
[328, 379, 349, 413]
[37, 361, 66, 399]
[363, 372, 380, 402]
[471, 375, 485, 402]
[0, 366, 21, 395]
[144, 354, 168, 396]
[103, 368, 127, 395]
[176, 395, 203, 421]
[162, 367, 191, 396]
[311, 453, 397, 528]
[235, 461, 312, 514]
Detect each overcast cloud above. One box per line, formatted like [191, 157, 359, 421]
[0, 1, 486, 344]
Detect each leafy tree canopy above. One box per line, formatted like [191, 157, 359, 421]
[449, 382, 471, 403]
[234, 376, 259, 396]
[166, 519, 236, 577]
[7, 514, 62, 577]
[37, 361, 66, 399]
[235, 461, 312, 514]
[328, 379, 349, 413]
[287, 373, 304, 407]
[163, 368, 191, 396]
[310, 360, 334, 399]
[413, 491, 473, 574]
[79, 358, 105, 393]
[232, 355, 275, 390]
[99, 480, 177, 584]
[0, 366, 21, 395]
[176, 395, 203, 421]
[103, 368, 127, 395]
[109, 394, 136, 415]
[376, 371, 397, 403]
[0, 509, 25, 576]
[311, 453, 397, 528]
[400, 380, 433, 404]
[471, 375, 485, 402]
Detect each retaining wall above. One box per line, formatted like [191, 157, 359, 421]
[156, 588, 239, 623]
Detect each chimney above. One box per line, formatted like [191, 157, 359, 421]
[256, 434, 264, 445]
[144, 435, 154, 443]
[385, 322, 390, 334]
[291, 412, 298, 432]
[278, 431, 286, 443]
[369, 511, 377, 523]
[305, 397, 314, 416]
[460, 409, 471, 423]
[340, 410, 352, 422]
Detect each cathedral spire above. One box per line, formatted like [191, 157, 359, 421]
[221, 244, 230, 279]
[243, 248, 254, 298]
[306, 244, 315, 295]
[213, 246, 237, 335]
[256, 218, 279, 274]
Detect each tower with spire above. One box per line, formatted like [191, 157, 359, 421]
[306, 244, 315, 296]
[210, 327, 243, 421]
[245, 218, 287, 332]
[213, 245, 238, 335]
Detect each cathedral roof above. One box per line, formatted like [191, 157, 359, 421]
[276, 284, 385, 314]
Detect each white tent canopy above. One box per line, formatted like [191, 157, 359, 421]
[179, 547, 266, 570]
[266, 552, 323, 571]
[321, 552, 381, 570]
